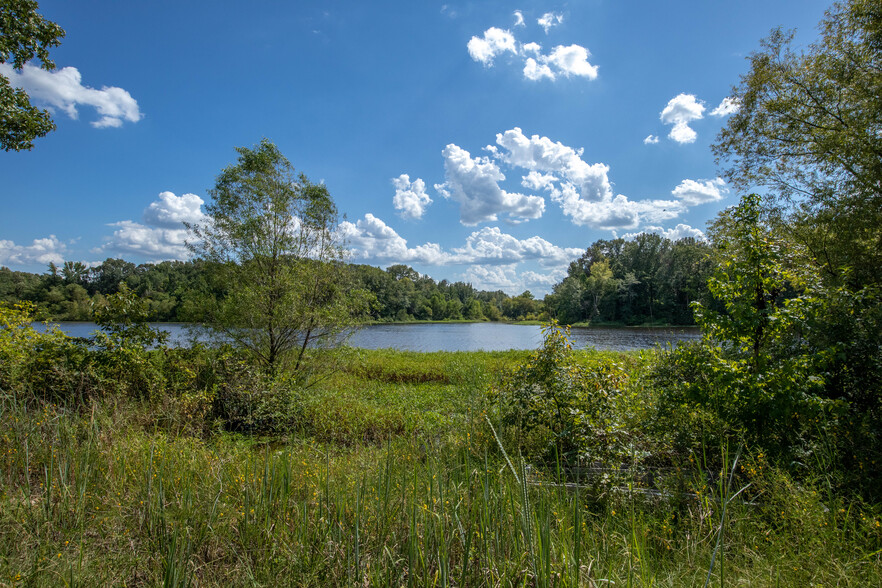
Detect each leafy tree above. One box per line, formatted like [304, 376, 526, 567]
[0, 0, 65, 151]
[713, 0, 882, 288]
[188, 139, 367, 376]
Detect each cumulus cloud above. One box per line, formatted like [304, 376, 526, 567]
[491, 128, 684, 228]
[0, 63, 142, 128]
[103, 222, 192, 259]
[671, 178, 727, 206]
[462, 264, 566, 295]
[523, 57, 555, 81]
[341, 215, 580, 272]
[339, 214, 451, 265]
[549, 183, 682, 229]
[101, 192, 204, 259]
[142, 192, 205, 228]
[466, 21, 597, 82]
[0, 235, 67, 267]
[710, 97, 741, 117]
[522, 44, 597, 81]
[542, 45, 598, 79]
[392, 174, 432, 220]
[434, 143, 545, 225]
[538, 12, 564, 33]
[625, 224, 706, 241]
[452, 227, 582, 267]
[643, 134, 659, 145]
[513, 10, 525, 27]
[494, 127, 612, 201]
[467, 27, 517, 65]
[660, 93, 705, 144]
[521, 170, 558, 191]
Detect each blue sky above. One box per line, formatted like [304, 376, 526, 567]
[1, 0, 832, 294]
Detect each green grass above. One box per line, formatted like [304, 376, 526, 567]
[1, 348, 881, 586]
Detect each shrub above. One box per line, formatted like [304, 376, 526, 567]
[492, 321, 630, 466]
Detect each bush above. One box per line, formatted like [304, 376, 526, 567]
[492, 321, 632, 466]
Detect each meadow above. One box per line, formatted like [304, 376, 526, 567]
[2, 343, 881, 587]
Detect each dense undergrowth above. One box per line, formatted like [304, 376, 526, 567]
[1, 305, 881, 586]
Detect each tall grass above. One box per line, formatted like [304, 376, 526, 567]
[0, 349, 880, 586]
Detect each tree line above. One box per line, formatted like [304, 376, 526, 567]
[0, 258, 550, 324]
[1, 235, 719, 327]
[544, 234, 715, 325]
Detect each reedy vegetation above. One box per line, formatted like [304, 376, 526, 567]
[1, 304, 881, 586]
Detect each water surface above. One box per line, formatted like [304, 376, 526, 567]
[37, 321, 700, 352]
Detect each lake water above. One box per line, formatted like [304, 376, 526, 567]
[36, 322, 700, 352]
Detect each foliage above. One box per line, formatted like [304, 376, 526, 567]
[713, 0, 882, 289]
[188, 139, 369, 375]
[2, 344, 881, 586]
[0, 0, 65, 151]
[493, 321, 635, 466]
[546, 234, 714, 325]
[653, 194, 882, 497]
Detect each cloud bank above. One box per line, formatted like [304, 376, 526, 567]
[0, 235, 67, 267]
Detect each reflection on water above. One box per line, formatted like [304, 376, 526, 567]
[37, 321, 700, 352]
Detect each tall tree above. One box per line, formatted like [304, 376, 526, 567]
[0, 0, 64, 151]
[188, 139, 366, 375]
[713, 0, 882, 287]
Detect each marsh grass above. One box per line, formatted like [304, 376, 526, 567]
[1, 349, 881, 586]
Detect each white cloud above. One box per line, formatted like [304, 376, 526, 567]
[452, 226, 582, 267]
[103, 222, 191, 259]
[542, 45, 598, 79]
[339, 214, 452, 265]
[523, 57, 555, 81]
[671, 177, 727, 206]
[549, 183, 682, 230]
[142, 192, 205, 228]
[462, 264, 566, 295]
[625, 224, 706, 241]
[710, 97, 741, 117]
[462, 264, 521, 291]
[643, 134, 659, 145]
[513, 10, 525, 27]
[521, 44, 597, 81]
[466, 22, 597, 83]
[521, 170, 558, 191]
[492, 128, 683, 229]
[467, 27, 517, 65]
[660, 93, 705, 144]
[434, 143, 545, 225]
[0, 235, 67, 267]
[0, 63, 142, 128]
[494, 127, 612, 201]
[392, 174, 432, 220]
[101, 192, 204, 259]
[538, 12, 564, 33]
[341, 215, 580, 274]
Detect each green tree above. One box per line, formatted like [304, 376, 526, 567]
[188, 139, 366, 376]
[713, 0, 882, 288]
[0, 0, 65, 151]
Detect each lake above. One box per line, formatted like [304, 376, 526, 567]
[36, 322, 700, 352]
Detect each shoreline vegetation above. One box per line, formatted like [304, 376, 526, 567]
[1, 315, 880, 586]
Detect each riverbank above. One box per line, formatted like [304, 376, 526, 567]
[1, 346, 879, 586]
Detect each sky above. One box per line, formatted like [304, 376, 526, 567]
[0, 0, 833, 295]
